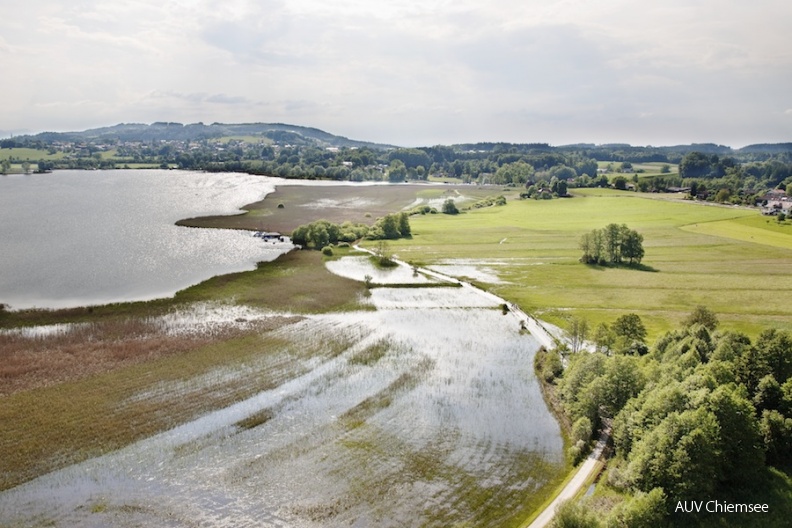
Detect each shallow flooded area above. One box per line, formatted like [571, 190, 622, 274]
[0, 268, 564, 527]
[325, 255, 438, 285]
[427, 259, 510, 285]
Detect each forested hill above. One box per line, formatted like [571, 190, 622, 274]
[23, 122, 395, 150]
[10, 122, 792, 159]
[455, 141, 792, 162]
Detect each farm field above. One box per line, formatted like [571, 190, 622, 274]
[0, 148, 65, 161]
[382, 188, 792, 339]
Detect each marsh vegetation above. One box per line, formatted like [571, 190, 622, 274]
[0, 257, 565, 528]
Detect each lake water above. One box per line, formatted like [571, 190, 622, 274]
[0, 170, 291, 309]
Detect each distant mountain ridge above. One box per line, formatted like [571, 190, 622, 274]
[30, 122, 397, 150]
[13, 122, 792, 156]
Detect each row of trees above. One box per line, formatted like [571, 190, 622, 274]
[579, 224, 645, 266]
[542, 307, 792, 525]
[291, 213, 411, 249]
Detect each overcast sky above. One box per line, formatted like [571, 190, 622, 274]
[2, 0, 791, 147]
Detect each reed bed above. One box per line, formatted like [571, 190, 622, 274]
[0, 315, 315, 491]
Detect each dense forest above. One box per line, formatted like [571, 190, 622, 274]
[537, 308, 792, 527]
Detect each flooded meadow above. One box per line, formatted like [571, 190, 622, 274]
[0, 259, 565, 527]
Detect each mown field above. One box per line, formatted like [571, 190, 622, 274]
[382, 188, 792, 340]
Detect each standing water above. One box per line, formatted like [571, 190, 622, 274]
[0, 257, 565, 527]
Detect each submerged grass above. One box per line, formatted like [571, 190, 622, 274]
[0, 332, 277, 490]
[0, 322, 362, 491]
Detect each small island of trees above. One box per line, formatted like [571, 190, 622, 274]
[579, 224, 645, 266]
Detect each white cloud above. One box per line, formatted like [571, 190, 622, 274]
[1, 0, 790, 146]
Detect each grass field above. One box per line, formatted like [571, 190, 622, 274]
[597, 160, 678, 177]
[214, 135, 273, 144]
[377, 188, 792, 339]
[0, 148, 65, 161]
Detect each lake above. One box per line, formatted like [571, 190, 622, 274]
[0, 170, 290, 309]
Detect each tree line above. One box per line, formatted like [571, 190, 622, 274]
[291, 212, 411, 249]
[6, 126, 792, 202]
[538, 307, 792, 526]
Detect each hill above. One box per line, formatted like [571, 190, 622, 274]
[24, 122, 396, 150]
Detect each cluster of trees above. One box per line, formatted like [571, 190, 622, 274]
[579, 224, 645, 266]
[291, 213, 411, 249]
[469, 195, 507, 209]
[674, 151, 792, 205]
[541, 307, 792, 526]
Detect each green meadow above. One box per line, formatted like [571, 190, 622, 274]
[385, 188, 792, 339]
[0, 148, 65, 161]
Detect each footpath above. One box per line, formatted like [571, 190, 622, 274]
[525, 430, 609, 528]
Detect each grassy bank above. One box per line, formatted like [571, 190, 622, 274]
[383, 188, 792, 340]
[1, 250, 368, 329]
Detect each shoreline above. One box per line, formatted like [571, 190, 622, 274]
[2, 173, 577, 526]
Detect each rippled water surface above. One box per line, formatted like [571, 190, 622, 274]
[0, 170, 290, 309]
[0, 287, 564, 527]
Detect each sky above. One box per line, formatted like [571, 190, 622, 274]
[1, 0, 791, 147]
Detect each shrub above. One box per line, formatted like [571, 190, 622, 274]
[572, 416, 593, 445]
[553, 499, 600, 528]
[606, 488, 667, 528]
[441, 198, 459, 214]
[321, 246, 334, 256]
[277, 203, 285, 209]
[568, 439, 589, 466]
[539, 348, 564, 382]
